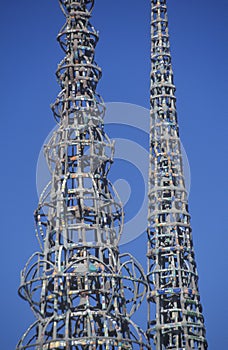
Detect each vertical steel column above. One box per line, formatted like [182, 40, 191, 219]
[17, 1, 149, 349]
[147, 1, 207, 349]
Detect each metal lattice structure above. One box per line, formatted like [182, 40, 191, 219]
[17, 1, 150, 349]
[147, 1, 207, 349]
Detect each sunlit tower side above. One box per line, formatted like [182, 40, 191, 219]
[147, 1, 207, 349]
[16, 1, 150, 349]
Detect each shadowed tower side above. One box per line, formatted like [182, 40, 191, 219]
[16, 1, 150, 349]
[147, 1, 207, 349]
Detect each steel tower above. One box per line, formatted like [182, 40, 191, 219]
[147, 1, 207, 349]
[17, 1, 149, 349]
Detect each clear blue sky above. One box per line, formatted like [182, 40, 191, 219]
[0, 0, 227, 349]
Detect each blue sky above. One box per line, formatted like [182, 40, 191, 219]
[0, 0, 227, 349]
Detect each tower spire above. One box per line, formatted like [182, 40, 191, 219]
[147, 1, 207, 348]
[17, 1, 149, 349]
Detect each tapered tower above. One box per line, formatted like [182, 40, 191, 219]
[147, 1, 207, 349]
[16, 1, 149, 349]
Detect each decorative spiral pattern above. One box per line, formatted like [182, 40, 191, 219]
[17, 1, 149, 349]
